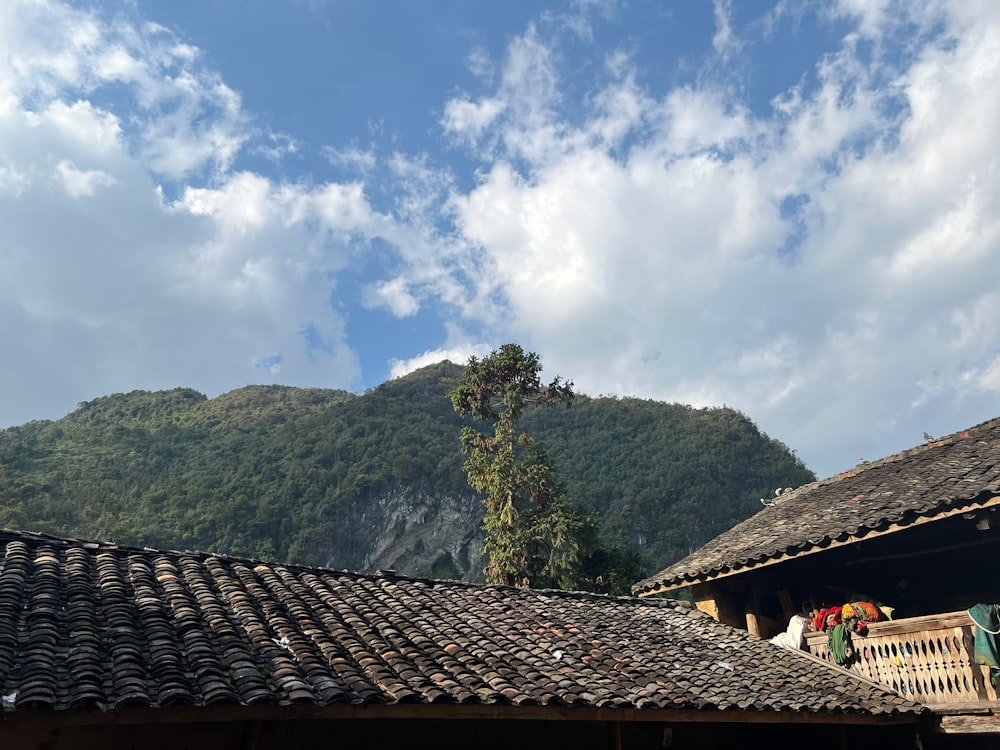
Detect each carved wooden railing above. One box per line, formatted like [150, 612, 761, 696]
[804, 611, 1000, 709]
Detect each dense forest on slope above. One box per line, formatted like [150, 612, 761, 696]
[0, 362, 814, 580]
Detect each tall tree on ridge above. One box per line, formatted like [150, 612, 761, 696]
[449, 344, 581, 587]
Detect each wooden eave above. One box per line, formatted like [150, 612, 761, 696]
[0, 702, 924, 730]
[637, 494, 1000, 597]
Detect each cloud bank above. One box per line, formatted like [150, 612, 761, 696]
[1, 0, 998, 478]
[397, 0, 1000, 473]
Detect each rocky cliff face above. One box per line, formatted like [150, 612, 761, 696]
[313, 485, 486, 581]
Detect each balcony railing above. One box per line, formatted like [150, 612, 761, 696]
[803, 611, 1000, 709]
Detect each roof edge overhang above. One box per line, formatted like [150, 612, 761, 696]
[0, 702, 924, 728]
[634, 493, 1000, 597]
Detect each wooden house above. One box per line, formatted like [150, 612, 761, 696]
[633, 415, 1000, 735]
[0, 529, 925, 749]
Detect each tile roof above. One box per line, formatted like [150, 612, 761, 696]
[634, 415, 1000, 596]
[0, 529, 921, 719]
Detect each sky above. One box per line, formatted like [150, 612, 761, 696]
[1, 0, 998, 478]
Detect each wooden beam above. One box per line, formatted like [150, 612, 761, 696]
[922, 699, 1000, 715]
[934, 714, 1000, 734]
[843, 533, 1000, 566]
[0, 702, 923, 730]
[801, 610, 976, 641]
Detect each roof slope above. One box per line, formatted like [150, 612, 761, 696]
[634, 416, 1000, 596]
[0, 529, 919, 718]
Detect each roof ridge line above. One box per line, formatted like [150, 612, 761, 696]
[790, 415, 996, 496]
[0, 526, 686, 607]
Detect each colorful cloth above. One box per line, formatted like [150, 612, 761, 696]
[842, 601, 881, 622]
[815, 602, 883, 633]
[968, 603, 1000, 687]
[814, 606, 843, 632]
[828, 624, 852, 665]
[815, 601, 885, 665]
[842, 601, 883, 635]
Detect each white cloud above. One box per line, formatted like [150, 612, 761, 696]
[1, 1, 251, 180]
[322, 144, 377, 173]
[0, 0, 413, 425]
[585, 57, 653, 145]
[465, 46, 495, 85]
[388, 1, 1000, 475]
[976, 355, 1000, 394]
[441, 96, 506, 143]
[312, 182, 377, 234]
[388, 340, 493, 380]
[178, 171, 273, 233]
[0, 163, 29, 195]
[887, 186, 995, 279]
[712, 0, 742, 58]
[40, 100, 123, 154]
[364, 278, 420, 318]
[254, 131, 300, 163]
[543, 0, 620, 42]
[139, 78, 248, 179]
[831, 0, 893, 38]
[950, 294, 1000, 352]
[441, 25, 566, 165]
[55, 159, 117, 197]
[660, 86, 752, 155]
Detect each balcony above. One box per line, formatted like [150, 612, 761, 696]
[804, 611, 1000, 711]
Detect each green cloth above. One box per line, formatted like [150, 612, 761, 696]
[828, 623, 852, 665]
[967, 603, 1000, 687]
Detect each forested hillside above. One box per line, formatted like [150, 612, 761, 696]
[0, 362, 814, 581]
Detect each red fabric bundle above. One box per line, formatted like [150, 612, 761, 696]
[814, 606, 843, 632]
[814, 602, 883, 633]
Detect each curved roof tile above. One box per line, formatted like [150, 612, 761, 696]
[633, 416, 1000, 595]
[0, 529, 922, 718]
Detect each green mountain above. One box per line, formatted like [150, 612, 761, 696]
[0, 362, 814, 582]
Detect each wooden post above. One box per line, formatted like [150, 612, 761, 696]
[745, 579, 762, 636]
[241, 719, 262, 750]
[607, 720, 623, 750]
[776, 589, 796, 621]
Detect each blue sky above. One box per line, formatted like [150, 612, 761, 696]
[1, 0, 998, 477]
